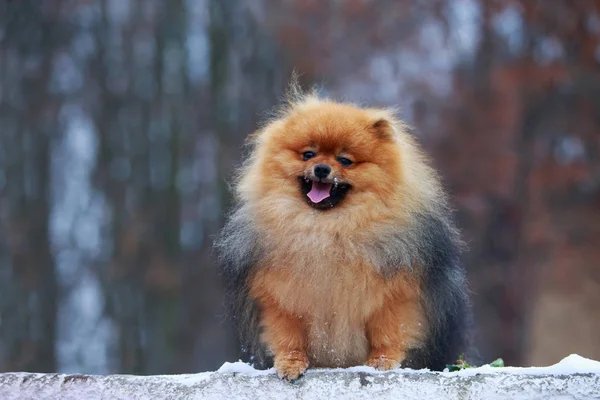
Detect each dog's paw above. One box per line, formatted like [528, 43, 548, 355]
[365, 355, 402, 371]
[274, 350, 309, 381]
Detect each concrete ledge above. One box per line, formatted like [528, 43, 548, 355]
[1, 355, 599, 400]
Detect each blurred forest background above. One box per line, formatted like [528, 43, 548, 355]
[1, 0, 599, 375]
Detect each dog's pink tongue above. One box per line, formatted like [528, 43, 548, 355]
[307, 181, 333, 203]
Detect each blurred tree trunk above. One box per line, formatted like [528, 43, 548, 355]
[90, 0, 199, 374]
[0, 1, 63, 372]
[92, 0, 145, 374]
[142, 0, 185, 375]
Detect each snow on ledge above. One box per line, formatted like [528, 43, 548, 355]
[1, 354, 599, 400]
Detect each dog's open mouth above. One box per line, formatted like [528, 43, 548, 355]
[298, 177, 351, 210]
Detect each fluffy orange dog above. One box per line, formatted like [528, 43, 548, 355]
[216, 85, 472, 380]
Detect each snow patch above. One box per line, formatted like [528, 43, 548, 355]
[159, 372, 214, 386]
[212, 354, 600, 377]
[441, 354, 600, 377]
[1, 354, 599, 400]
[216, 361, 275, 376]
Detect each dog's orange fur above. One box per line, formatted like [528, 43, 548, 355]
[238, 96, 442, 379]
[250, 263, 426, 377]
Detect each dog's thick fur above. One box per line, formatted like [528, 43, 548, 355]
[215, 85, 473, 380]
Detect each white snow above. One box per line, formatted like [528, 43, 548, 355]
[204, 353, 600, 380]
[154, 372, 214, 386]
[216, 361, 274, 376]
[442, 354, 600, 377]
[1, 354, 598, 400]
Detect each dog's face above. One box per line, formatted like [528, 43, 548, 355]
[251, 100, 404, 212]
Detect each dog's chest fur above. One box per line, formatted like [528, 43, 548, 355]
[251, 228, 418, 367]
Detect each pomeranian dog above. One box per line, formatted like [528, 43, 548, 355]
[215, 84, 472, 380]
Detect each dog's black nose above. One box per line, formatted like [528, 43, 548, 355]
[314, 164, 331, 179]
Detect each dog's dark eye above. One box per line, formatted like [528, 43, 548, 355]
[302, 151, 316, 160]
[338, 157, 353, 167]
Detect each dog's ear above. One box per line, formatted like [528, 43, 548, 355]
[367, 107, 407, 141]
[368, 108, 403, 141]
[371, 118, 396, 140]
